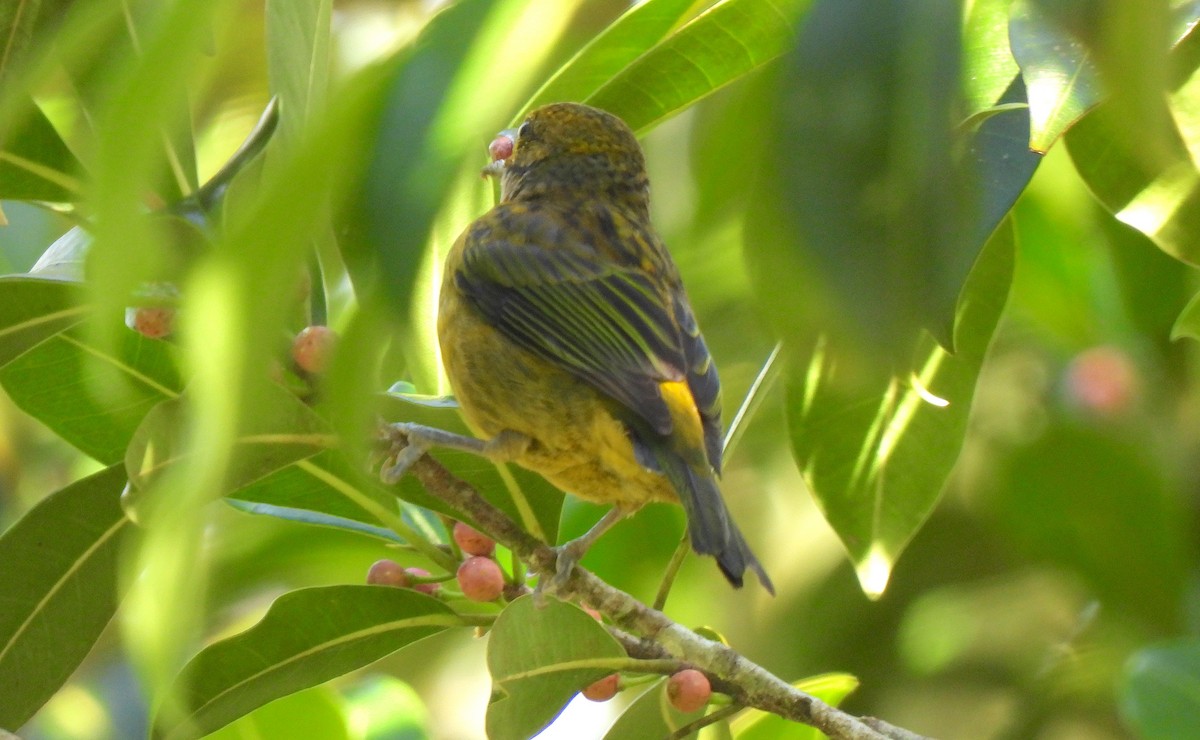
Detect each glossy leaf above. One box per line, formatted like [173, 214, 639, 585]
[157, 586, 464, 740]
[785, 224, 1015, 597]
[486, 597, 625, 740]
[0, 465, 132, 730]
[1009, 0, 1104, 152]
[520, 0, 698, 116]
[587, 0, 810, 133]
[1065, 41, 1200, 266]
[732, 673, 859, 740]
[1120, 638, 1200, 739]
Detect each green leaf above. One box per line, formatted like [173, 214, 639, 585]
[265, 0, 331, 142]
[0, 100, 83, 202]
[205, 685, 350, 740]
[156, 585, 464, 740]
[381, 390, 563, 545]
[586, 0, 809, 133]
[1009, 0, 1104, 152]
[0, 465, 132, 730]
[227, 449, 401, 530]
[520, 0, 698, 116]
[1120, 638, 1200, 739]
[0, 275, 88, 367]
[0, 319, 183, 463]
[784, 224, 1015, 597]
[602, 678, 705, 739]
[486, 597, 625, 740]
[124, 385, 332, 500]
[1172, 288, 1200, 340]
[732, 673, 859, 740]
[1065, 42, 1200, 266]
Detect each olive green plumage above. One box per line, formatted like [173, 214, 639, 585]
[438, 102, 773, 593]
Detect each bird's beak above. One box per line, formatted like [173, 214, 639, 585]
[481, 127, 518, 179]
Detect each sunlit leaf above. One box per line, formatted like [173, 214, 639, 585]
[157, 586, 464, 740]
[520, 0, 698, 116]
[1009, 0, 1104, 152]
[486, 597, 625, 740]
[587, 0, 810, 133]
[0, 465, 131, 730]
[0, 100, 83, 202]
[784, 224, 1014, 597]
[265, 0, 331, 142]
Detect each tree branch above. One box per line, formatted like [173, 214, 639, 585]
[402, 452, 927, 740]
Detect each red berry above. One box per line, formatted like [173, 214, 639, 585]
[667, 669, 712, 713]
[366, 559, 408, 587]
[406, 567, 440, 595]
[291, 325, 338, 375]
[453, 521, 495, 557]
[488, 133, 514, 162]
[457, 556, 505, 602]
[126, 306, 175, 339]
[582, 674, 619, 702]
[1064, 345, 1139, 416]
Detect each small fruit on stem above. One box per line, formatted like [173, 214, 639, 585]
[457, 556, 505, 602]
[453, 521, 496, 556]
[292, 325, 338, 374]
[667, 669, 712, 713]
[406, 567, 440, 595]
[366, 559, 408, 587]
[582, 673, 619, 702]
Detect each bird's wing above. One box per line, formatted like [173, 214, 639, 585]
[455, 205, 720, 459]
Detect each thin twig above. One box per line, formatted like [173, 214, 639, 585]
[653, 533, 690, 611]
[395, 451, 928, 740]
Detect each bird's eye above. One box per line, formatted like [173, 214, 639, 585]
[516, 121, 534, 141]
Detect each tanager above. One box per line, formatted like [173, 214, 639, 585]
[436, 102, 773, 593]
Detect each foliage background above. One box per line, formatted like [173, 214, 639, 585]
[1, 0, 1199, 738]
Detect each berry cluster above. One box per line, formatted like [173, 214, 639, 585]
[366, 521, 506, 603]
[582, 667, 713, 712]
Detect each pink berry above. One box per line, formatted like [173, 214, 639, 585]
[453, 521, 495, 557]
[366, 559, 408, 587]
[488, 133, 514, 162]
[667, 669, 712, 713]
[582, 673, 619, 702]
[457, 556, 505, 602]
[1064, 345, 1139, 416]
[291, 325, 338, 375]
[125, 306, 175, 339]
[406, 567, 439, 595]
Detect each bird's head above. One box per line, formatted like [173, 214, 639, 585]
[483, 103, 649, 209]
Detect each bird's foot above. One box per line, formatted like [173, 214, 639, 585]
[379, 423, 529, 484]
[533, 539, 589, 606]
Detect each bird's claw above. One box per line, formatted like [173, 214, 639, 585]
[379, 423, 430, 484]
[532, 541, 587, 607]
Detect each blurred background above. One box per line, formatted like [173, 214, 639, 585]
[2, 0, 1197, 738]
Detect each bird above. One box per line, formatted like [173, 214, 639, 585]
[433, 102, 773, 594]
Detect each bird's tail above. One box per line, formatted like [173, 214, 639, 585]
[657, 450, 774, 595]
